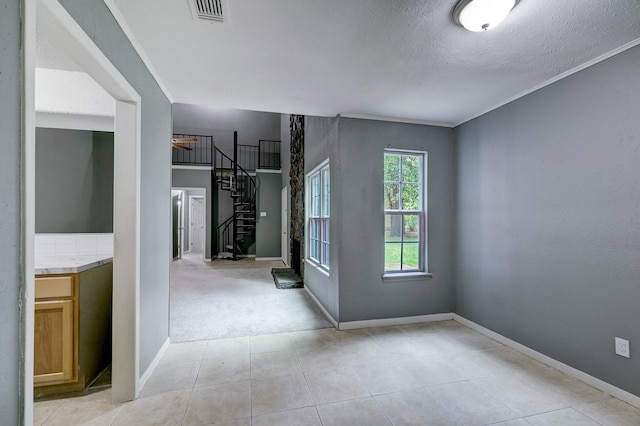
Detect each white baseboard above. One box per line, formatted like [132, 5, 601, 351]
[302, 287, 453, 332]
[453, 314, 640, 409]
[138, 337, 170, 394]
[304, 286, 338, 329]
[338, 313, 454, 330]
[256, 257, 282, 261]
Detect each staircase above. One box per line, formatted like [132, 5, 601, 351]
[216, 131, 257, 260]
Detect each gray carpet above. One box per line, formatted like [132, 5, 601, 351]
[170, 253, 333, 342]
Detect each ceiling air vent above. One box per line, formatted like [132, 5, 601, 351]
[193, 0, 224, 22]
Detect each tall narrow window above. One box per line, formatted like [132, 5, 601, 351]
[308, 162, 330, 269]
[384, 151, 426, 273]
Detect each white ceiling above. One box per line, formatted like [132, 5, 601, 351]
[111, 0, 640, 126]
[35, 27, 116, 131]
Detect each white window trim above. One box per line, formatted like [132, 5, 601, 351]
[306, 160, 330, 271]
[383, 149, 429, 277]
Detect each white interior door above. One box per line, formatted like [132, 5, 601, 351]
[281, 187, 289, 266]
[189, 196, 204, 253]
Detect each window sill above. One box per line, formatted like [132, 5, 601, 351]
[382, 271, 433, 282]
[307, 259, 330, 277]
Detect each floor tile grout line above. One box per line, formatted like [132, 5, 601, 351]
[518, 406, 606, 426]
[179, 388, 195, 426]
[293, 331, 318, 407]
[370, 394, 395, 426]
[314, 404, 325, 426]
[569, 402, 610, 426]
[36, 400, 64, 426]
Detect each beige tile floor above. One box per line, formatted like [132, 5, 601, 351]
[35, 321, 640, 425]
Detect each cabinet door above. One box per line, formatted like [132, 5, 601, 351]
[34, 299, 75, 384]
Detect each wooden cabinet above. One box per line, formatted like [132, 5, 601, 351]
[34, 299, 75, 384]
[34, 275, 78, 387]
[34, 263, 113, 396]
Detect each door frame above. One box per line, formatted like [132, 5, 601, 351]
[172, 187, 207, 261]
[172, 190, 185, 259]
[24, 1, 142, 421]
[188, 195, 205, 255]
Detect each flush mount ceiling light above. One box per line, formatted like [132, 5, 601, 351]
[452, 0, 519, 32]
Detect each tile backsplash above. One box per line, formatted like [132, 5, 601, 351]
[35, 233, 114, 257]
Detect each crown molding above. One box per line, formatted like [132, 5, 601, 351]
[339, 113, 455, 128]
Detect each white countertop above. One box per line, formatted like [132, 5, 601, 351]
[35, 255, 113, 275]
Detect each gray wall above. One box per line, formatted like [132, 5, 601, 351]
[92, 131, 115, 232]
[256, 171, 282, 258]
[454, 45, 640, 397]
[35, 128, 113, 233]
[172, 170, 213, 259]
[60, 0, 173, 375]
[305, 116, 456, 323]
[0, 0, 22, 421]
[337, 118, 455, 322]
[173, 104, 281, 157]
[304, 116, 340, 321]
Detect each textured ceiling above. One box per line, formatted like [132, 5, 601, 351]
[111, 0, 640, 125]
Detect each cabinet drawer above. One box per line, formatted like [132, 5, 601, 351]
[35, 276, 74, 299]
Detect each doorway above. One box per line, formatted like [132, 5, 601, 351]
[281, 186, 289, 266]
[172, 190, 184, 259]
[25, 1, 143, 421]
[189, 196, 205, 254]
[172, 187, 206, 261]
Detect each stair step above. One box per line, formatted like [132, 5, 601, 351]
[218, 251, 234, 259]
[238, 230, 253, 235]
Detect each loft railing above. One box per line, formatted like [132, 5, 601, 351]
[259, 139, 281, 169]
[172, 134, 280, 171]
[237, 144, 258, 171]
[172, 134, 214, 165]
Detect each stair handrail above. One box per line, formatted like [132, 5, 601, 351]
[214, 145, 257, 258]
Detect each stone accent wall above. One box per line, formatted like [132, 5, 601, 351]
[289, 115, 305, 276]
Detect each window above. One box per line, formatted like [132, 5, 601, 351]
[384, 150, 426, 273]
[308, 162, 330, 268]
